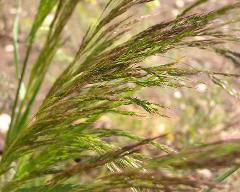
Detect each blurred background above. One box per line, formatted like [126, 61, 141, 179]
[1, 0, 240, 191]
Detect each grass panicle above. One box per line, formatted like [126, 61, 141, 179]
[1, 0, 240, 191]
